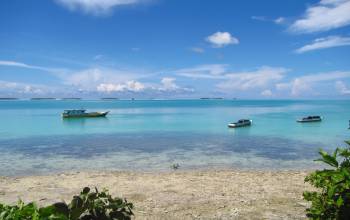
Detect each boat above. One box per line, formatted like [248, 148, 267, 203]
[297, 115, 322, 123]
[62, 109, 109, 118]
[228, 119, 252, 128]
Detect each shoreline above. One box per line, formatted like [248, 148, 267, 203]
[0, 169, 313, 219]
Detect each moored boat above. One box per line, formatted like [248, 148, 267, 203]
[228, 119, 252, 128]
[297, 115, 322, 123]
[62, 109, 109, 118]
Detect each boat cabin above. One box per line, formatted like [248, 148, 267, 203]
[63, 109, 86, 115]
[303, 116, 321, 120]
[237, 119, 251, 123]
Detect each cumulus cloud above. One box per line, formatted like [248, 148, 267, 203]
[0, 60, 195, 96]
[335, 81, 350, 94]
[97, 80, 145, 93]
[96, 77, 192, 94]
[63, 68, 143, 90]
[0, 80, 52, 96]
[295, 35, 350, 53]
[159, 77, 179, 91]
[206, 32, 239, 48]
[289, 0, 350, 33]
[55, 0, 144, 15]
[277, 71, 350, 96]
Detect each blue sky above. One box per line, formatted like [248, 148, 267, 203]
[0, 0, 350, 99]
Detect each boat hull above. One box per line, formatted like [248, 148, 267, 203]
[228, 120, 252, 128]
[297, 119, 322, 123]
[62, 111, 109, 118]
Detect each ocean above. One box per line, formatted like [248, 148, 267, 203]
[0, 99, 349, 176]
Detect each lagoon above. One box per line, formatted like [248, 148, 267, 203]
[0, 99, 349, 175]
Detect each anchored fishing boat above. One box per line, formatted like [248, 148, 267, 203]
[228, 119, 252, 128]
[297, 115, 322, 123]
[62, 109, 109, 118]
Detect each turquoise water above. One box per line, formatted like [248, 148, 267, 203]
[0, 100, 349, 175]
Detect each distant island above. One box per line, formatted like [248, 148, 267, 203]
[31, 98, 57, 100]
[61, 98, 82, 100]
[101, 98, 119, 100]
[0, 98, 18, 100]
[200, 97, 224, 100]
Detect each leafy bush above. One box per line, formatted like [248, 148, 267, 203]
[303, 141, 350, 219]
[0, 187, 133, 220]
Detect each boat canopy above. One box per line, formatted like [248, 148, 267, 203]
[304, 116, 321, 119]
[63, 109, 86, 114]
[238, 119, 251, 123]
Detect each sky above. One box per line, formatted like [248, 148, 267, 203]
[0, 0, 350, 99]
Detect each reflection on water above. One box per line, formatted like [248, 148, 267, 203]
[62, 117, 109, 129]
[0, 132, 333, 176]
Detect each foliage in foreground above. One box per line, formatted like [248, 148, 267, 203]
[0, 187, 133, 220]
[303, 141, 350, 219]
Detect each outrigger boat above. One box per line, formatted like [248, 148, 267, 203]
[228, 119, 252, 128]
[62, 109, 109, 118]
[297, 115, 322, 123]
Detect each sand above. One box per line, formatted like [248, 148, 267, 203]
[0, 170, 313, 219]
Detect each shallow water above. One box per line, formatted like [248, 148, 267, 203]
[0, 99, 349, 175]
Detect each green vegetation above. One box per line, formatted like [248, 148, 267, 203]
[0, 187, 133, 220]
[303, 141, 350, 220]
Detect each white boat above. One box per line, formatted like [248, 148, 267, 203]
[228, 119, 252, 128]
[297, 115, 322, 123]
[62, 109, 109, 118]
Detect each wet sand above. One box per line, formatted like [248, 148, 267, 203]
[0, 170, 313, 219]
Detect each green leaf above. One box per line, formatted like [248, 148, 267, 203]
[336, 196, 343, 207]
[316, 149, 339, 167]
[344, 140, 350, 147]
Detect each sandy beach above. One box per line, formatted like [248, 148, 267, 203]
[0, 169, 313, 219]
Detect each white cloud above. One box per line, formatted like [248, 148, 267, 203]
[217, 66, 289, 91]
[0, 80, 51, 96]
[206, 32, 239, 48]
[175, 65, 289, 93]
[335, 81, 350, 94]
[159, 77, 179, 91]
[274, 17, 285, 24]
[97, 80, 145, 93]
[55, 0, 143, 15]
[0, 60, 194, 96]
[175, 64, 228, 78]
[0, 60, 32, 68]
[277, 71, 350, 96]
[64, 68, 143, 90]
[96, 83, 125, 92]
[261, 89, 273, 96]
[295, 35, 350, 53]
[289, 0, 350, 33]
[0, 60, 65, 74]
[252, 16, 285, 24]
[96, 77, 193, 94]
